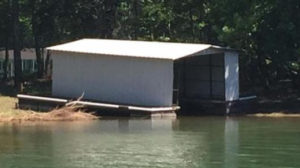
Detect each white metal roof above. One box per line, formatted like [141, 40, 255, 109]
[47, 39, 233, 60]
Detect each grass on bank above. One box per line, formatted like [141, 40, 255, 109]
[0, 80, 44, 119]
[0, 96, 29, 118]
[0, 96, 98, 122]
[0, 80, 98, 122]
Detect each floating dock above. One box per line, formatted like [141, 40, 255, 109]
[17, 94, 179, 118]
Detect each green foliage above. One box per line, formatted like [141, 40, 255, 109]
[0, 0, 299, 89]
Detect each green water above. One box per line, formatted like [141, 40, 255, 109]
[0, 117, 300, 168]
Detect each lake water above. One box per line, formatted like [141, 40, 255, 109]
[0, 117, 300, 168]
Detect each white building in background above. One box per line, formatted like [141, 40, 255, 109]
[0, 48, 47, 78]
[47, 39, 239, 108]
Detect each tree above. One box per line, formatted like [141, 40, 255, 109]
[27, 0, 58, 78]
[0, 0, 11, 81]
[12, 0, 22, 91]
[0, 0, 299, 91]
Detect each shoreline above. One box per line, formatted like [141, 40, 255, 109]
[0, 111, 99, 123]
[1, 95, 300, 123]
[248, 112, 300, 118]
[0, 96, 99, 123]
[2, 111, 300, 123]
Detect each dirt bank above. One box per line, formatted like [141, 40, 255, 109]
[0, 95, 99, 122]
[0, 106, 99, 122]
[249, 112, 300, 118]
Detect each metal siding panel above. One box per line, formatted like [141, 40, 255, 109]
[185, 81, 210, 98]
[212, 82, 225, 98]
[52, 53, 173, 107]
[212, 67, 224, 81]
[185, 55, 210, 66]
[211, 54, 224, 66]
[224, 52, 239, 101]
[185, 67, 210, 80]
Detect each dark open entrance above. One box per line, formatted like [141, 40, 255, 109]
[173, 53, 225, 105]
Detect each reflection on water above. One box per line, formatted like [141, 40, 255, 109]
[224, 118, 239, 168]
[0, 117, 300, 168]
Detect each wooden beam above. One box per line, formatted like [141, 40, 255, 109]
[17, 94, 68, 103]
[17, 94, 180, 113]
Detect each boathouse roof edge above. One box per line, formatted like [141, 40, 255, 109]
[47, 38, 237, 60]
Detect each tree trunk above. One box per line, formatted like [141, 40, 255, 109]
[257, 53, 270, 89]
[31, 3, 44, 78]
[3, 45, 9, 80]
[34, 39, 44, 78]
[132, 0, 139, 39]
[2, 0, 11, 81]
[12, 0, 22, 91]
[101, 0, 119, 38]
[189, 10, 195, 42]
[44, 50, 51, 77]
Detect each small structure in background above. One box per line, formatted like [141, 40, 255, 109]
[0, 48, 49, 78]
[45, 39, 241, 115]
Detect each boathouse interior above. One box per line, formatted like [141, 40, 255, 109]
[173, 53, 225, 105]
